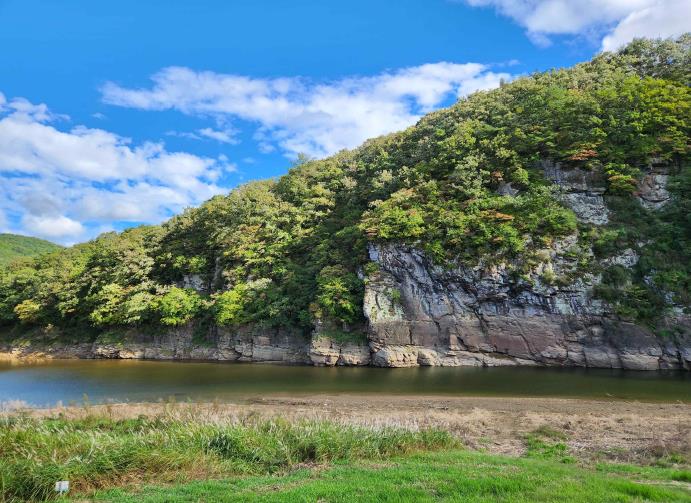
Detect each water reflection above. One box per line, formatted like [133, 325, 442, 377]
[0, 359, 688, 407]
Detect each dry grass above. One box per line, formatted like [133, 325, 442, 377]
[8, 395, 690, 465]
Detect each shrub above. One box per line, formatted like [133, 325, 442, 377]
[157, 287, 204, 326]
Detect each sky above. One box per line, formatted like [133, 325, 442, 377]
[0, 0, 689, 245]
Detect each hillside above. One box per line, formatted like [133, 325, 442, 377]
[1, 36, 689, 369]
[0, 234, 61, 268]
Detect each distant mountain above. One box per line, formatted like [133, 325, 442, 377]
[0, 234, 62, 267]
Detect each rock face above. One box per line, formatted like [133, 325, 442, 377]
[637, 169, 671, 210]
[309, 336, 371, 366]
[1, 324, 373, 367]
[90, 325, 312, 363]
[364, 243, 690, 370]
[541, 160, 610, 225]
[3, 246, 689, 369]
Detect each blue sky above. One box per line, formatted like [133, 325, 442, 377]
[1, 0, 688, 244]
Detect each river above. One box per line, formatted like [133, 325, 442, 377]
[1, 359, 689, 407]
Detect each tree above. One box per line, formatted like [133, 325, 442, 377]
[157, 287, 204, 326]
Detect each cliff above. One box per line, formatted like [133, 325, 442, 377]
[364, 243, 689, 370]
[362, 161, 689, 370]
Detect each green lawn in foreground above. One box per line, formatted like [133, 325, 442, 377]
[90, 450, 691, 503]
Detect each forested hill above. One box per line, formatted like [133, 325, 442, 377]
[1, 36, 689, 339]
[0, 234, 61, 268]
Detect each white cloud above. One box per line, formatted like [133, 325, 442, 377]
[0, 94, 235, 243]
[601, 0, 691, 51]
[461, 0, 690, 49]
[102, 62, 511, 158]
[167, 126, 239, 144]
[21, 215, 84, 240]
[197, 127, 239, 144]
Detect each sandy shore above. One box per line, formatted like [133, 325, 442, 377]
[9, 395, 690, 464]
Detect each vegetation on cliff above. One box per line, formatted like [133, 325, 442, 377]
[0, 234, 61, 268]
[0, 36, 689, 338]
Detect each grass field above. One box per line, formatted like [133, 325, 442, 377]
[92, 450, 691, 502]
[0, 410, 688, 502]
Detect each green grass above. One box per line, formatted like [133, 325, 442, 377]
[90, 450, 691, 502]
[0, 415, 453, 502]
[2, 414, 689, 502]
[523, 425, 575, 464]
[0, 234, 61, 267]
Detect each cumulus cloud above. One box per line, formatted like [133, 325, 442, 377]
[461, 0, 690, 49]
[21, 215, 85, 240]
[102, 62, 511, 158]
[601, 0, 691, 51]
[0, 94, 235, 243]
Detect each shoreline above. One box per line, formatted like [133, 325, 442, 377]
[3, 317, 689, 371]
[3, 349, 690, 372]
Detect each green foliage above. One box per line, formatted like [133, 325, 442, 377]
[0, 234, 61, 267]
[214, 284, 249, 326]
[0, 35, 688, 337]
[362, 189, 426, 240]
[591, 163, 691, 322]
[157, 287, 204, 326]
[13, 299, 42, 324]
[213, 279, 273, 326]
[315, 265, 363, 324]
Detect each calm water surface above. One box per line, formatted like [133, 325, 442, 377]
[0, 359, 689, 407]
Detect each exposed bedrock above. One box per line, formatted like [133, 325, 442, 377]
[364, 244, 690, 370]
[541, 160, 610, 225]
[91, 325, 312, 364]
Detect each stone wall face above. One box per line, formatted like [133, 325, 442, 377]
[1, 324, 374, 367]
[363, 243, 690, 370]
[1, 325, 313, 365]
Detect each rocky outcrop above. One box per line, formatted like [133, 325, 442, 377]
[637, 169, 671, 210]
[309, 337, 371, 366]
[3, 262, 688, 369]
[541, 160, 609, 225]
[1, 324, 372, 367]
[1, 325, 312, 364]
[364, 243, 690, 370]
[4, 240, 688, 370]
[92, 325, 312, 363]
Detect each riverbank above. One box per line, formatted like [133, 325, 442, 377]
[3, 317, 690, 371]
[2, 396, 689, 501]
[7, 395, 690, 464]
